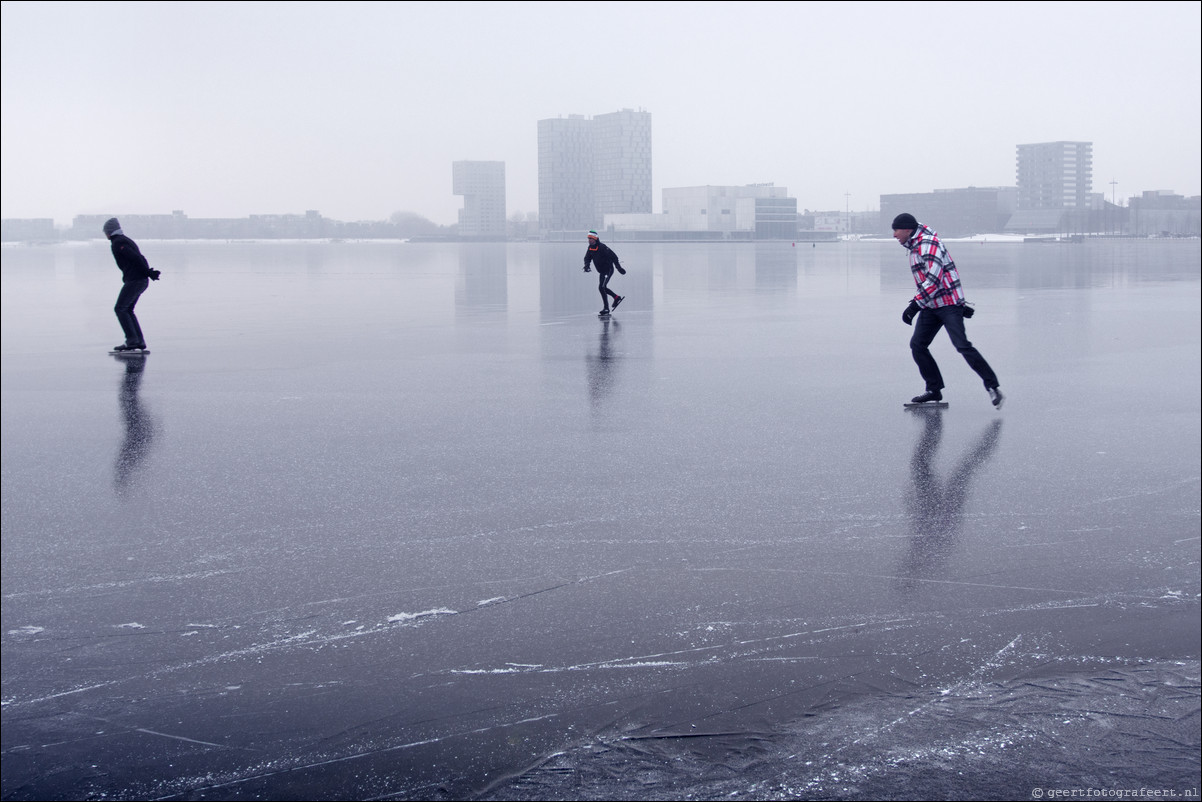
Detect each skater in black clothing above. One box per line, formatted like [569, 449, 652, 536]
[583, 230, 626, 315]
[103, 218, 160, 351]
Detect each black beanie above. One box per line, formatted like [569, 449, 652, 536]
[891, 213, 918, 231]
[102, 218, 121, 237]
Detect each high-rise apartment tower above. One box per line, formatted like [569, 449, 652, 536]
[1016, 141, 1093, 210]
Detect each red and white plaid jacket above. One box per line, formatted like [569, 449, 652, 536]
[904, 224, 965, 309]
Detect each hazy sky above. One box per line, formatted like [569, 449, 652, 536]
[3, 1, 1199, 227]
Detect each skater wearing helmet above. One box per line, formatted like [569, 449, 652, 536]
[893, 213, 1003, 409]
[582, 230, 626, 316]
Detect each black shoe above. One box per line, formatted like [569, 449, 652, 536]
[988, 387, 1004, 409]
[911, 390, 943, 404]
[612, 295, 623, 310]
[113, 343, 137, 352]
[598, 309, 610, 316]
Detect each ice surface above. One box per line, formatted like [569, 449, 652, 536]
[2, 239, 1199, 800]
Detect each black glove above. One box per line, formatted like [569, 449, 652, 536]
[961, 304, 974, 318]
[616, 265, 626, 275]
[902, 300, 920, 325]
[582, 265, 591, 272]
[149, 269, 161, 281]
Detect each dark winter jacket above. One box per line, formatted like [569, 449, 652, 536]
[109, 234, 155, 283]
[583, 240, 623, 273]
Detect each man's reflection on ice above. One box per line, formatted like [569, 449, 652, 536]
[899, 410, 1002, 591]
[112, 354, 157, 493]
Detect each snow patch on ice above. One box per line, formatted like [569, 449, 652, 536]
[7, 625, 44, 636]
[387, 608, 456, 623]
[116, 622, 146, 629]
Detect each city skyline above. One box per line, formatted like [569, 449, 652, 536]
[2, 2, 1199, 227]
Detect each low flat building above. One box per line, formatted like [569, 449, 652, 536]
[1127, 190, 1200, 237]
[603, 184, 797, 240]
[881, 187, 1017, 237]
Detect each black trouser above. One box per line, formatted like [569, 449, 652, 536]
[115, 277, 149, 346]
[597, 268, 619, 308]
[910, 305, 999, 391]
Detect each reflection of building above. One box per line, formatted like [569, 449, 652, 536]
[452, 161, 506, 239]
[455, 242, 507, 310]
[537, 242, 652, 318]
[880, 187, 1017, 237]
[538, 109, 651, 234]
[602, 184, 798, 241]
[1127, 190, 1201, 237]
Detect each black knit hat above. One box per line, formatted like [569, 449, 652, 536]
[102, 218, 121, 237]
[891, 213, 918, 231]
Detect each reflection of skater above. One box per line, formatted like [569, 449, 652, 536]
[900, 413, 1003, 586]
[586, 317, 620, 409]
[104, 218, 161, 352]
[113, 354, 156, 493]
[892, 213, 1002, 408]
[583, 230, 626, 316]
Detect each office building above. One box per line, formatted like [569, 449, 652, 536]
[538, 109, 651, 233]
[592, 109, 653, 219]
[452, 160, 506, 239]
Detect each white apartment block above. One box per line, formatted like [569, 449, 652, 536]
[1016, 141, 1093, 210]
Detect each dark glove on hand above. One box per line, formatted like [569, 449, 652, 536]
[961, 304, 974, 318]
[616, 265, 626, 275]
[149, 269, 161, 281]
[582, 265, 591, 272]
[902, 300, 921, 325]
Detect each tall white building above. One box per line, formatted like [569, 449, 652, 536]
[452, 161, 506, 239]
[538, 109, 651, 233]
[537, 115, 594, 234]
[1016, 141, 1093, 210]
[592, 109, 652, 219]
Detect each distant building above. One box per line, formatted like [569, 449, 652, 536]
[0, 218, 56, 241]
[452, 160, 506, 239]
[1127, 190, 1201, 237]
[601, 184, 797, 240]
[538, 115, 594, 233]
[67, 210, 346, 240]
[538, 109, 651, 234]
[592, 109, 653, 220]
[880, 187, 1017, 236]
[1016, 141, 1093, 210]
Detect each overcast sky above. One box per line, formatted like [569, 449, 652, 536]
[2, 1, 1199, 227]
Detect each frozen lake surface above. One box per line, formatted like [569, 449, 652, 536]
[2, 238, 1199, 800]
